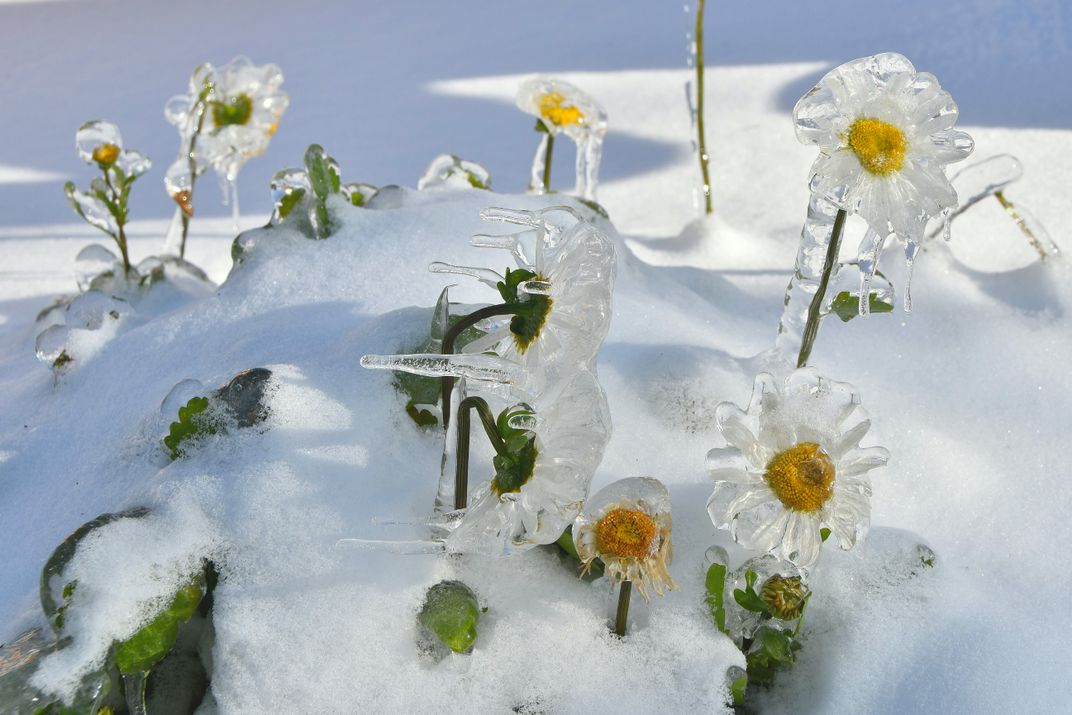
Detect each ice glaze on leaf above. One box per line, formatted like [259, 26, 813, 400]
[417, 580, 480, 654]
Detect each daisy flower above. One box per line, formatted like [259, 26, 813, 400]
[794, 52, 974, 310]
[573, 477, 678, 601]
[165, 56, 289, 182]
[431, 205, 616, 377]
[516, 77, 608, 201]
[443, 369, 611, 555]
[706, 369, 889, 569]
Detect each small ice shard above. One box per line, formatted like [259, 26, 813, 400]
[333, 538, 445, 555]
[360, 353, 524, 386]
[428, 262, 502, 289]
[417, 154, 491, 191]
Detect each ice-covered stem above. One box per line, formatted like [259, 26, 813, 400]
[102, 171, 132, 276]
[774, 194, 846, 363]
[694, 0, 712, 215]
[177, 80, 213, 258]
[530, 120, 555, 193]
[994, 191, 1057, 260]
[614, 581, 632, 637]
[796, 209, 847, 367]
[440, 303, 524, 429]
[454, 396, 507, 510]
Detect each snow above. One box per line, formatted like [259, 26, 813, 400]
[2, 0, 1071, 712]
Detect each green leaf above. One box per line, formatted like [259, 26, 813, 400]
[820, 527, 831, 542]
[705, 562, 728, 634]
[162, 396, 219, 460]
[418, 580, 480, 653]
[831, 291, 894, 322]
[277, 187, 306, 218]
[730, 674, 748, 706]
[534, 118, 550, 134]
[304, 144, 338, 199]
[733, 587, 769, 614]
[114, 579, 203, 674]
[757, 626, 795, 664]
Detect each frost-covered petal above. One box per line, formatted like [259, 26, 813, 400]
[705, 447, 756, 481]
[783, 512, 823, 567]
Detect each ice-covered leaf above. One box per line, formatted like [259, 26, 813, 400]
[831, 291, 893, 322]
[64, 182, 117, 236]
[114, 578, 203, 674]
[705, 561, 728, 634]
[417, 580, 480, 654]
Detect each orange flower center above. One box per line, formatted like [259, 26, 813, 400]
[92, 143, 121, 166]
[596, 508, 658, 559]
[764, 442, 835, 512]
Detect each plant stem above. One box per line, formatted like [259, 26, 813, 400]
[796, 208, 847, 368]
[543, 133, 555, 193]
[614, 580, 632, 637]
[103, 171, 131, 276]
[994, 190, 1053, 260]
[454, 396, 507, 510]
[440, 303, 524, 429]
[179, 90, 211, 259]
[694, 0, 712, 215]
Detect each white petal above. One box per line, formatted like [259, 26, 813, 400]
[783, 512, 823, 567]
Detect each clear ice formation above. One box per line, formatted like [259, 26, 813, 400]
[165, 57, 289, 233]
[785, 52, 975, 344]
[933, 154, 1060, 259]
[417, 154, 491, 191]
[515, 77, 608, 201]
[358, 202, 616, 555]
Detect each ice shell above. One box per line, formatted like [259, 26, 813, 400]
[417, 154, 491, 192]
[160, 379, 207, 418]
[73, 245, 119, 292]
[64, 292, 133, 331]
[75, 120, 122, 165]
[35, 325, 69, 364]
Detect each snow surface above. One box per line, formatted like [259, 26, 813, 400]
[1, 0, 1071, 712]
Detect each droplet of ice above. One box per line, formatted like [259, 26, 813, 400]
[35, 325, 69, 364]
[73, 244, 119, 292]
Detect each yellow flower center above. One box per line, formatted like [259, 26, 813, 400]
[847, 117, 907, 175]
[92, 143, 121, 166]
[764, 442, 835, 512]
[538, 92, 585, 128]
[596, 508, 658, 559]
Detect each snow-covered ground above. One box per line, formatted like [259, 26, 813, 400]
[1, 1, 1070, 712]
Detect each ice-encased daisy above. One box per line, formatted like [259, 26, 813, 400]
[516, 77, 606, 141]
[794, 53, 974, 305]
[573, 477, 678, 601]
[444, 369, 611, 555]
[706, 369, 889, 569]
[165, 56, 289, 182]
[433, 205, 615, 375]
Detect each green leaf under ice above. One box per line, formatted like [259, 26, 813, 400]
[417, 580, 480, 654]
[831, 291, 893, 322]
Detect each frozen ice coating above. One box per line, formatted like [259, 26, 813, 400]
[417, 153, 491, 191]
[4, 2, 1072, 709]
[165, 56, 289, 230]
[516, 77, 608, 201]
[573, 477, 678, 602]
[791, 52, 974, 318]
[443, 369, 611, 555]
[935, 154, 1060, 259]
[706, 369, 889, 570]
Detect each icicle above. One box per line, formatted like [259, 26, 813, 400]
[228, 177, 241, 235]
[334, 538, 445, 555]
[360, 353, 522, 385]
[903, 239, 920, 313]
[518, 280, 553, 296]
[162, 206, 185, 256]
[434, 379, 464, 516]
[470, 232, 529, 267]
[856, 226, 887, 318]
[429, 262, 503, 289]
[528, 133, 550, 194]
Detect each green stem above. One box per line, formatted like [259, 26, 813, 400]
[543, 133, 555, 193]
[103, 171, 131, 276]
[179, 84, 213, 258]
[614, 580, 632, 637]
[454, 396, 507, 510]
[796, 209, 847, 368]
[440, 303, 525, 429]
[695, 0, 712, 215]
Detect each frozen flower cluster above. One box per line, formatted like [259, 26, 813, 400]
[362, 203, 617, 555]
